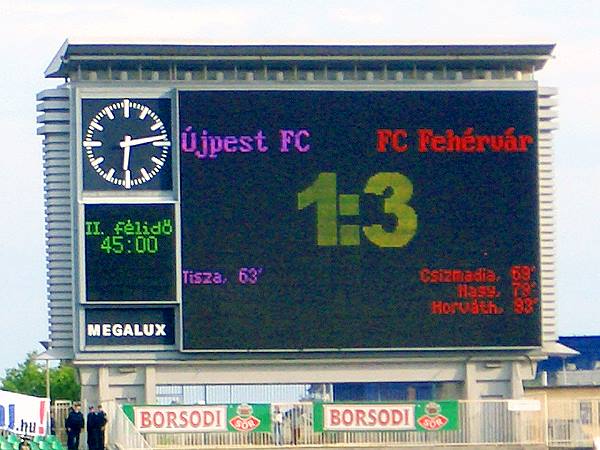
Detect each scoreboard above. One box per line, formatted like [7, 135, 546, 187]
[80, 89, 541, 351]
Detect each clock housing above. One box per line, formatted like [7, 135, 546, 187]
[81, 98, 173, 191]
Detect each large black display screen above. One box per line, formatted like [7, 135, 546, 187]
[179, 90, 540, 350]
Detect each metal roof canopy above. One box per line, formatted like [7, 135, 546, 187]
[45, 40, 555, 78]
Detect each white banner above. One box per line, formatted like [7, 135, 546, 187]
[0, 390, 50, 436]
[133, 405, 227, 433]
[323, 404, 415, 431]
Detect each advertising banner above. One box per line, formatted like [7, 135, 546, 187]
[314, 401, 459, 432]
[0, 390, 50, 436]
[125, 403, 270, 433]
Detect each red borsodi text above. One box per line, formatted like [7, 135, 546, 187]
[327, 407, 412, 427]
[139, 410, 223, 429]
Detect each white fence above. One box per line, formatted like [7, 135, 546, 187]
[547, 398, 600, 447]
[105, 402, 151, 450]
[97, 398, 600, 449]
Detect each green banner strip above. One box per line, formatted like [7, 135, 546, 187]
[126, 401, 459, 433]
[414, 401, 459, 431]
[122, 404, 134, 423]
[313, 402, 323, 433]
[226, 403, 272, 433]
[314, 401, 460, 432]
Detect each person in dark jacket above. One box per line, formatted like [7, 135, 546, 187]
[95, 405, 108, 450]
[65, 403, 84, 450]
[86, 406, 97, 450]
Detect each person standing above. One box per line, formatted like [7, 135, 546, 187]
[65, 403, 84, 450]
[94, 405, 108, 450]
[86, 406, 98, 450]
[272, 406, 284, 445]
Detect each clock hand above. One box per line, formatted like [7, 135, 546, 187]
[124, 169, 132, 189]
[122, 135, 131, 170]
[119, 134, 167, 148]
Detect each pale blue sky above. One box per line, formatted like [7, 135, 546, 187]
[0, 0, 599, 377]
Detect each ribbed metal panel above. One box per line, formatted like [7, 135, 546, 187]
[156, 384, 311, 404]
[538, 87, 559, 343]
[37, 86, 74, 359]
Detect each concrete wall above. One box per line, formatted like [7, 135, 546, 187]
[79, 357, 536, 404]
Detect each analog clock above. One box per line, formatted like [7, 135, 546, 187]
[82, 98, 172, 191]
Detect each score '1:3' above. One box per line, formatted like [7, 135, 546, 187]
[297, 172, 417, 247]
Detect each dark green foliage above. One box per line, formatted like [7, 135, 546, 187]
[1, 352, 80, 401]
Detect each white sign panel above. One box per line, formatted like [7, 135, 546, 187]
[507, 399, 541, 412]
[323, 404, 415, 431]
[134, 405, 227, 433]
[0, 390, 50, 436]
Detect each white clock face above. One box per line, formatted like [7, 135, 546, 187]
[82, 99, 171, 189]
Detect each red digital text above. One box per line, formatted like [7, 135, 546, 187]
[430, 300, 504, 315]
[376, 128, 534, 153]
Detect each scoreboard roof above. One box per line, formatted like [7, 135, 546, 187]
[46, 41, 555, 77]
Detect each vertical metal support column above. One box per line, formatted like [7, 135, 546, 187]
[46, 359, 50, 399]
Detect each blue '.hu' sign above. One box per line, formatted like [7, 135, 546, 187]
[0, 390, 50, 436]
